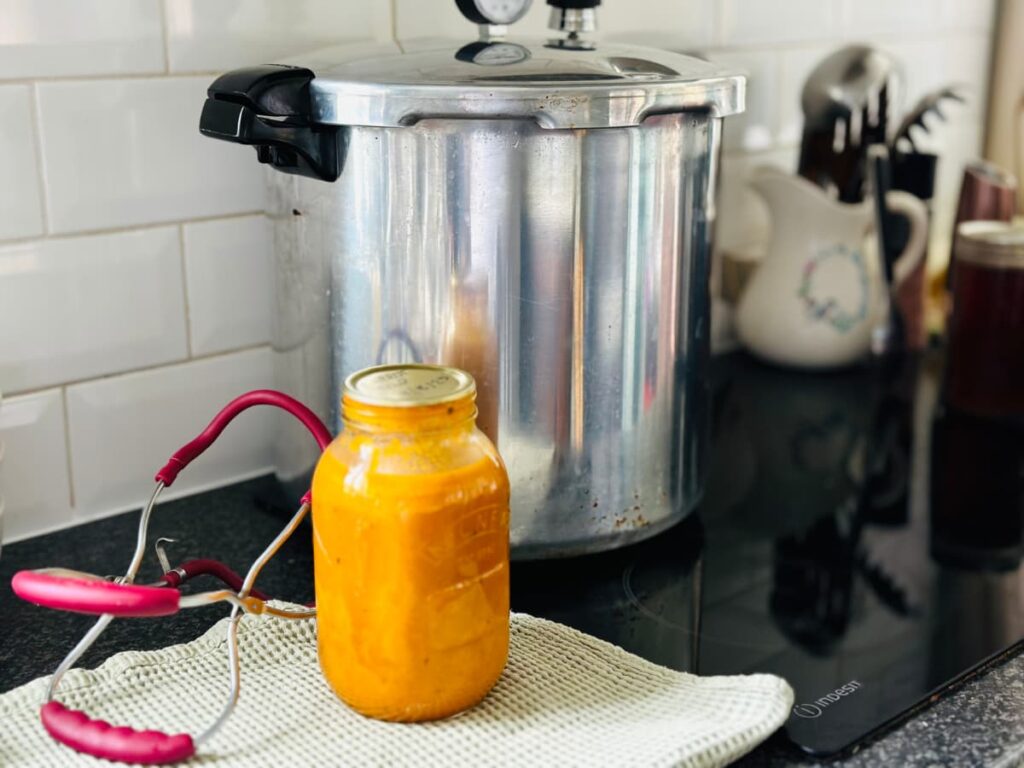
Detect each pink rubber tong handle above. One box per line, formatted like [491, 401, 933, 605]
[154, 389, 332, 487]
[157, 558, 272, 601]
[41, 702, 195, 764]
[11, 570, 180, 617]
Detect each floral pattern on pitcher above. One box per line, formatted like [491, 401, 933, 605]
[736, 166, 928, 368]
[796, 244, 869, 334]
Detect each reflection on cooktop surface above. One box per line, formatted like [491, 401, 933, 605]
[511, 353, 1024, 758]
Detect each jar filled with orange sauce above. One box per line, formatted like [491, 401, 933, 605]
[311, 364, 510, 722]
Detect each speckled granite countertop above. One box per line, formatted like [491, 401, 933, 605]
[740, 648, 1024, 767]
[2, 476, 1023, 766]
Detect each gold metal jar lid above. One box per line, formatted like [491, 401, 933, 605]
[343, 364, 476, 408]
[956, 221, 1024, 269]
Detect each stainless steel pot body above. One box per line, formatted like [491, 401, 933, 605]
[267, 111, 721, 558]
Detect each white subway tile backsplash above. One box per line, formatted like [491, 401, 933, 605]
[0, 0, 164, 79]
[0, 228, 187, 393]
[397, 0, 713, 46]
[163, 0, 385, 73]
[892, 35, 989, 121]
[717, 0, 837, 47]
[36, 77, 265, 234]
[707, 50, 779, 152]
[395, 0, 548, 40]
[0, 389, 72, 542]
[777, 45, 832, 146]
[885, 36, 988, 125]
[840, 0, 940, 37]
[883, 40, 946, 106]
[183, 216, 273, 356]
[597, 0, 715, 49]
[940, 0, 997, 32]
[944, 35, 993, 117]
[66, 347, 276, 520]
[0, 85, 44, 241]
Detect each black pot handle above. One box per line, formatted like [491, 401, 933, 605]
[199, 65, 342, 182]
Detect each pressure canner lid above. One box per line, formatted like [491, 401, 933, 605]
[200, 5, 745, 182]
[301, 38, 745, 129]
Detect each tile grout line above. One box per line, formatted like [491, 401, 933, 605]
[7, 343, 273, 400]
[177, 223, 194, 358]
[159, 0, 172, 75]
[7, 465, 277, 543]
[833, 0, 846, 39]
[0, 71, 226, 86]
[773, 47, 786, 141]
[701, 28, 991, 55]
[711, 0, 725, 48]
[60, 387, 76, 511]
[26, 83, 51, 235]
[0, 210, 264, 248]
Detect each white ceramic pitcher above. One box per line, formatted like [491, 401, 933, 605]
[735, 166, 929, 368]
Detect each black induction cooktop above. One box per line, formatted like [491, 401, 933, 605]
[513, 352, 1024, 758]
[2, 353, 1021, 761]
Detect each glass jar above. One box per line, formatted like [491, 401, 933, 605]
[946, 222, 1024, 418]
[311, 364, 510, 722]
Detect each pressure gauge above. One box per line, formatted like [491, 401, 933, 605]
[455, 41, 531, 66]
[455, 0, 533, 26]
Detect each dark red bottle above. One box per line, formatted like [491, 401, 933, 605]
[946, 222, 1024, 418]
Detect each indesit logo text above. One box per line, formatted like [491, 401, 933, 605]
[792, 680, 863, 719]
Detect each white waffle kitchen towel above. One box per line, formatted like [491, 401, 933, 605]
[0, 608, 793, 767]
